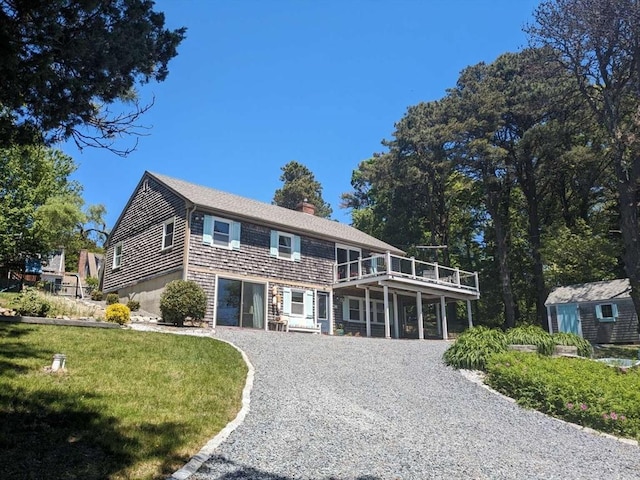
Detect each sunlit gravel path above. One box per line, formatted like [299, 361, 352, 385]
[188, 328, 640, 480]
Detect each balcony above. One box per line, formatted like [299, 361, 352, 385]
[333, 252, 479, 301]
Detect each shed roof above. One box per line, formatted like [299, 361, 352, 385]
[148, 171, 404, 255]
[545, 279, 631, 305]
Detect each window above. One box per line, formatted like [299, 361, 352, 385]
[291, 291, 304, 316]
[349, 298, 361, 321]
[203, 215, 241, 250]
[596, 303, 618, 322]
[336, 244, 361, 279]
[282, 287, 314, 329]
[270, 231, 301, 261]
[279, 233, 293, 259]
[113, 242, 123, 269]
[343, 296, 388, 323]
[162, 219, 174, 250]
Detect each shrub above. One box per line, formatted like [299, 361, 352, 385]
[486, 352, 640, 440]
[442, 326, 507, 371]
[85, 276, 100, 291]
[106, 293, 119, 305]
[160, 280, 207, 327]
[505, 324, 555, 356]
[553, 332, 593, 358]
[91, 290, 104, 301]
[105, 303, 130, 325]
[126, 300, 140, 312]
[15, 288, 51, 317]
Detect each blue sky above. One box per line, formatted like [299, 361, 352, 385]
[64, 0, 541, 229]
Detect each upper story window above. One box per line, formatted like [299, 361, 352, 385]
[203, 215, 241, 250]
[113, 242, 123, 269]
[270, 230, 301, 261]
[162, 218, 175, 250]
[336, 244, 361, 280]
[596, 303, 618, 322]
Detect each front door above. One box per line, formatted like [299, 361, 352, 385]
[557, 304, 580, 335]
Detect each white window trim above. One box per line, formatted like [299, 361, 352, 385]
[335, 244, 362, 262]
[112, 242, 123, 270]
[271, 230, 301, 261]
[161, 218, 175, 251]
[203, 215, 241, 250]
[283, 287, 314, 321]
[342, 296, 386, 324]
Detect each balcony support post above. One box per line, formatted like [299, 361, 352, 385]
[365, 287, 371, 338]
[417, 291, 424, 340]
[393, 292, 399, 339]
[383, 285, 391, 339]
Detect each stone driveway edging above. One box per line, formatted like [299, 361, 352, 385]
[127, 325, 255, 480]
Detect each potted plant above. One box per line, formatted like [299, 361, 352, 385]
[335, 323, 344, 336]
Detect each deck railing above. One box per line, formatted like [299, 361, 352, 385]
[333, 252, 479, 293]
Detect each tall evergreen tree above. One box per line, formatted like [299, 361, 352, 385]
[273, 161, 333, 218]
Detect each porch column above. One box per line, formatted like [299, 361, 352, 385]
[546, 306, 553, 334]
[436, 304, 441, 337]
[365, 287, 371, 338]
[466, 300, 473, 329]
[393, 292, 399, 339]
[329, 291, 334, 335]
[383, 285, 391, 339]
[417, 291, 424, 340]
[440, 296, 448, 340]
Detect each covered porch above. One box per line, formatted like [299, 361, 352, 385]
[333, 252, 480, 340]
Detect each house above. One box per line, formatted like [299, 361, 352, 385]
[102, 171, 480, 339]
[545, 279, 639, 344]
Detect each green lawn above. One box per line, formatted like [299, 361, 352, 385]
[0, 322, 247, 479]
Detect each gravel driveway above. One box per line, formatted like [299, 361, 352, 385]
[189, 328, 640, 480]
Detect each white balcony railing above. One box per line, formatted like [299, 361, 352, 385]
[333, 252, 479, 293]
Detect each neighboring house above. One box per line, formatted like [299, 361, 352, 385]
[545, 279, 639, 344]
[102, 171, 480, 339]
[77, 249, 104, 281]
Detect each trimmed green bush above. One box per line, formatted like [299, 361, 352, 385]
[85, 276, 100, 291]
[160, 280, 207, 327]
[126, 300, 140, 312]
[443, 326, 507, 370]
[15, 288, 51, 317]
[552, 332, 593, 358]
[486, 352, 640, 440]
[90, 289, 104, 301]
[505, 324, 555, 355]
[105, 303, 130, 324]
[105, 293, 119, 305]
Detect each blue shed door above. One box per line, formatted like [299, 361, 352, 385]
[557, 304, 580, 335]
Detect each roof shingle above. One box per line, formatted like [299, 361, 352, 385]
[148, 171, 403, 254]
[545, 279, 631, 305]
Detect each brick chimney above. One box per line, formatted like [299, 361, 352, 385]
[296, 199, 316, 215]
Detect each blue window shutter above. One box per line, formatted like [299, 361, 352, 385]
[595, 304, 603, 321]
[342, 297, 349, 321]
[270, 230, 278, 257]
[304, 290, 314, 320]
[231, 222, 241, 250]
[612, 303, 619, 318]
[282, 288, 292, 315]
[293, 235, 301, 261]
[203, 215, 213, 245]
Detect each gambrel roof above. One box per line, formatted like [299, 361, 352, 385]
[545, 279, 631, 305]
[147, 171, 404, 255]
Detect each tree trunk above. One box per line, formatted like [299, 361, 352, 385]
[615, 152, 640, 329]
[486, 189, 517, 329]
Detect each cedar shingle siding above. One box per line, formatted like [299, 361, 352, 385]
[103, 177, 185, 292]
[188, 216, 335, 285]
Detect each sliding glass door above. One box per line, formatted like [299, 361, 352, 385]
[216, 277, 265, 329]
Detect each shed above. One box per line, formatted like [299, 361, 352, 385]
[545, 279, 638, 344]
